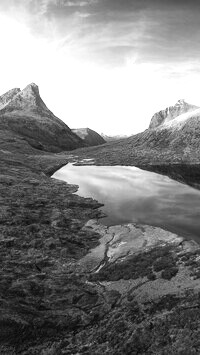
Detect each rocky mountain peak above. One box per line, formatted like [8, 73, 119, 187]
[15, 82, 43, 105]
[149, 99, 199, 129]
[175, 99, 187, 106]
[22, 82, 39, 95]
[0, 82, 49, 115]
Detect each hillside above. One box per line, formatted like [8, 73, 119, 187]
[72, 127, 106, 146]
[0, 83, 85, 152]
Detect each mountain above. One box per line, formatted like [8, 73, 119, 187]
[137, 100, 200, 151]
[101, 133, 129, 142]
[115, 99, 200, 152]
[149, 99, 199, 129]
[72, 127, 106, 146]
[0, 83, 85, 152]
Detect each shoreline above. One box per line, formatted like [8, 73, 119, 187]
[53, 161, 200, 245]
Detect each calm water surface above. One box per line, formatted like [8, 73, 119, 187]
[53, 164, 200, 241]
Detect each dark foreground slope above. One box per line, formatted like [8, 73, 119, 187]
[1, 125, 200, 354]
[0, 83, 85, 152]
[72, 127, 106, 146]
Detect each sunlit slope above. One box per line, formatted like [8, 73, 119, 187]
[149, 99, 199, 129]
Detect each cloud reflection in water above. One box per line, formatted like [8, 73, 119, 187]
[54, 164, 200, 241]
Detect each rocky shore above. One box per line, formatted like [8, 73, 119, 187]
[1, 136, 200, 354]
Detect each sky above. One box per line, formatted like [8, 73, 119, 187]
[1, 0, 200, 135]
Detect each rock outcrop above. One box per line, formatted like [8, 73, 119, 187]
[72, 127, 106, 146]
[0, 83, 85, 152]
[149, 99, 199, 129]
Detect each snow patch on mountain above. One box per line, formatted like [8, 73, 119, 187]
[161, 108, 200, 130]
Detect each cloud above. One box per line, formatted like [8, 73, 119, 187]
[1, 0, 200, 70]
[33, 0, 200, 69]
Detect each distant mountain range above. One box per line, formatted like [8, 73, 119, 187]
[101, 133, 129, 142]
[72, 128, 106, 146]
[0, 83, 85, 152]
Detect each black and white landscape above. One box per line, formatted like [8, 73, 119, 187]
[1, 1, 200, 354]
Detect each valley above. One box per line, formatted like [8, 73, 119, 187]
[1, 86, 200, 354]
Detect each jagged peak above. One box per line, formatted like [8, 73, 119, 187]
[174, 99, 199, 109]
[24, 82, 39, 90]
[0, 82, 51, 115]
[21, 83, 40, 96]
[175, 99, 188, 106]
[0, 84, 39, 104]
[149, 99, 199, 129]
[27, 82, 38, 88]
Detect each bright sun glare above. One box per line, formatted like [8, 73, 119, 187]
[1, 13, 200, 135]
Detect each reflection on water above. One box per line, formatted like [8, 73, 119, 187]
[53, 164, 200, 241]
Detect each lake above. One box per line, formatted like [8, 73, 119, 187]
[53, 164, 200, 241]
